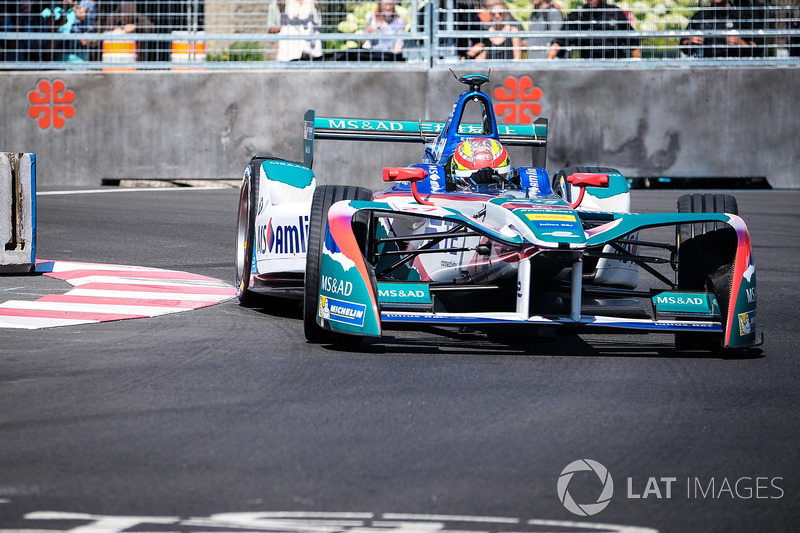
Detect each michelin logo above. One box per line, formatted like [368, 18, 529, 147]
[319, 295, 366, 327]
[738, 310, 756, 336]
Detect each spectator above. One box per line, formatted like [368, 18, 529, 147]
[105, 1, 152, 33]
[465, 0, 522, 60]
[526, 0, 563, 59]
[547, 0, 640, 59]
[363, 0, 407, 55]
[138, 0, 196, 62]
[102, 1, 154, 61]
[2, 0, 49, 61]
[276, 0, 321, 61]
[452, 0, 485, 59]
[266, 0, 282, 34]
[67, 0, 97, 60]
[680, 0, 763, 58]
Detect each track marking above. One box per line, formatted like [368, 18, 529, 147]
[0, 260, 235, 329]
[3, 511, 659, 533]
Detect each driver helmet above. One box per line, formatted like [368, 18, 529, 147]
[449, 137, 510, 190]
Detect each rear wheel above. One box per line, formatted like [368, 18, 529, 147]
[303, 185, 373, 343]
[235, 158, 263, 307]
[675, 193, 739, 350]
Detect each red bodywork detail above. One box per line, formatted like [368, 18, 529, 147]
[567, 173, 609, 209]
[383, 167, 432, 206]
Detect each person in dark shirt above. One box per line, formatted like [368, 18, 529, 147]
[547, 0, 640, 59]
[680, 0, 762, 58]
[465, 0, 522, 60]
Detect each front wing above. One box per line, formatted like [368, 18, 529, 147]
[314, 200, 759, 349]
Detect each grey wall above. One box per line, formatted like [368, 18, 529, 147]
[2, 68, 797, 189]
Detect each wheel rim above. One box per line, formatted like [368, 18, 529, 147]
[235, 177, 250, 292]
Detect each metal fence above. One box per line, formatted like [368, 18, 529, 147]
[2, 0, 799, 69]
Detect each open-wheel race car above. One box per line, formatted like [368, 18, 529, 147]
[235, 73, 760, 350]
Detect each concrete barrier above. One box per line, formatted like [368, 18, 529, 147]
[0, 153, 36, 273]
[1, 69, 797, 189]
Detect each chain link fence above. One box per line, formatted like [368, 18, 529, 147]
[1, 0, 799, 69]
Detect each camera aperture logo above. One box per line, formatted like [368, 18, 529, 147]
[557, 459, 614, 516]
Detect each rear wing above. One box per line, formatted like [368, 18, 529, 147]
[303, 109, 548, 169]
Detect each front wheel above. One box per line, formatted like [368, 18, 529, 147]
[675, 193, 739, 350]
[235, 158, 263, 306]
[303, 185, 373, 343]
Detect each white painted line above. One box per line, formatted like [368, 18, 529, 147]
[0, 316, 94, 328]
[39, 261, 164, 273]
[0, 529, 62, 533]
[67, 288, 230, 302]
[207, 512, 375, 520]
[527, 519, 659, 533]
[65, 276, 232, 289]
[38, 187, 227, 196]
[1, 300, 188, 317]
[184, 517, 365, 532]
[382, 513, 519, 524]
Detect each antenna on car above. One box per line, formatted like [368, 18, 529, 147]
[449, 69, 492, 92]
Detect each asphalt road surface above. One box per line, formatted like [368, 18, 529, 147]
[0, 186, 798, 533]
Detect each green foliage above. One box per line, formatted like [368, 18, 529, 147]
[335, 0, 412, 49]
[207, 42, 266, 62]
[504, 0, 701, 24]
[330, 0, 705, 53]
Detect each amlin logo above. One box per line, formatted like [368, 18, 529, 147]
[557, 459, 614, 516]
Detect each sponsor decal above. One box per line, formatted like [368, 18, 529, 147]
[746, 287, 756, 304]
[377, 282, 432, 304]
[738, 310, 756, 336]
[321, 275, 353, 297]
[520, 210, 582, 234]
[28, 79, 75, 130]
[456, 124, 486, 135]
[525, 213, 577, 222]
[304, 120, 313, 139]
[261, 160, 315, 189]
[257, 215, 309, 255]
[319, 295, 366, 327]
[653, 293, 716, 315]
[326, 119, 408, 131]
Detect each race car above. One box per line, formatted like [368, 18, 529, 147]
[235, 73, 759, 350]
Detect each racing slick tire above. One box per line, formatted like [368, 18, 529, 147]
[304, 184, 373, 344]
[235, 157, 263, 307]
[675, 193, 739, 350]
[552, 166, 621, 204]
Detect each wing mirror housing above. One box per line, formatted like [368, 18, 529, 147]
[383, 167, 432, 205]
[566, 172, 609, 209]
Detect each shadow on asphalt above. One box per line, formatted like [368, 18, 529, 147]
[240, 295, 764, 360]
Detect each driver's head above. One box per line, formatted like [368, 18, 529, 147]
[450, 137, 510, 190]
